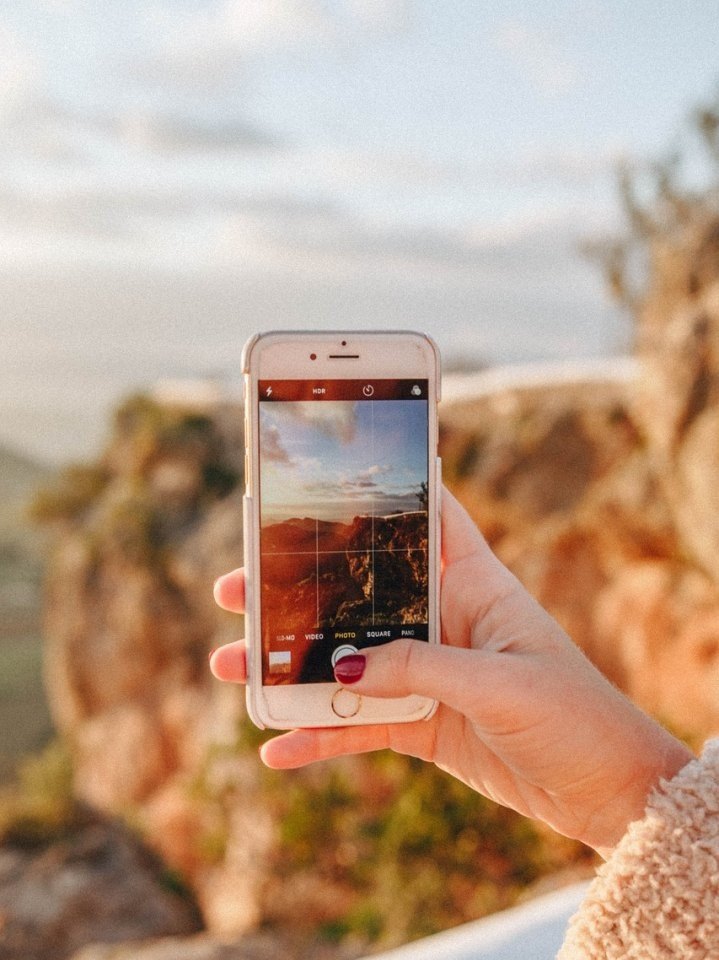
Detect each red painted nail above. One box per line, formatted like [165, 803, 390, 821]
[334, 654, 366, 685]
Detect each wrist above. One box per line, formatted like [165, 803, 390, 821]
[591, 728, 694, 859]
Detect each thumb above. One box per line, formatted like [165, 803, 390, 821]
[334, 639, 498, 719]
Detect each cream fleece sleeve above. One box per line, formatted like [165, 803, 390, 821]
[558, 739, 719, 959]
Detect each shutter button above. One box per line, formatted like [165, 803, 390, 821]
[331, 644, 358, 667]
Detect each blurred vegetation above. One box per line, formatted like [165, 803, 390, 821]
[0, 446, 53, 783]
[30, 464, 111, 525]
[270, 751, 593, 947]
[30, 393, 242, 569]
[113, 394, 240, 498]
[584, 89, 719, 311]
[187, 715, 593, 949]
[0, 740, 84, 846]
[0, 630, 53, 782]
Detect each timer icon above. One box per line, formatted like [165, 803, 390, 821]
[362, 384, 374, 397]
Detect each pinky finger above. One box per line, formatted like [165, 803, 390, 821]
[259, 724, 394, 769]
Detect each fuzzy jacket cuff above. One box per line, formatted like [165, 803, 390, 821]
[558, 738, 719, 959]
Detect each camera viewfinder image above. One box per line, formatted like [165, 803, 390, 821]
[259, 381, 429, 684]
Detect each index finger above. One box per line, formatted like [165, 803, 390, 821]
[214, 568, 246, 613]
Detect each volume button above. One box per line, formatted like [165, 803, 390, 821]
[243, 495, 253, 564]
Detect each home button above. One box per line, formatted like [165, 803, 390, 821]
[331, 688, 361, 719]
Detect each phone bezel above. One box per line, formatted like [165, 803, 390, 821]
[242, 330, 441, 729]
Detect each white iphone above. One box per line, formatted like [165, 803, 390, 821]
[241, 330, 441, 729]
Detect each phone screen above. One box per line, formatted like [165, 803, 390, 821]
[257, 378, 430, 685]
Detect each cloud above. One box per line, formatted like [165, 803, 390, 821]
[494, 20, 580, 96]
[476, 143, 626, 190]
[114, 110, 279, 153]
[139, 0, 413, 91]
[285, 139, 622, 196]
[0, 174, 612, 283]
[341, 0, 411, 34]
[140, 0, 332, 90]
[260, 402, 359, 459]
[323, 486, 424, 518]
[3, 94, 280, 159]
[0, 25, 40, 120]
[305, 473, 413, 506]
[212, 193, 612, 283]
[359, 464, 390, 479]
[0, 125, 616, 293]
[340, 465, 393, 493]
[260, 422, 291, 464]
[166, 0, 330, 54]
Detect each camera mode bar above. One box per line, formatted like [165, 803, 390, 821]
[270, 624, 429, 646]
[259, 379, 428, 402]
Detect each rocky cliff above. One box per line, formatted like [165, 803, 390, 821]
[441, 222, 719, 743]
[31, 395, 275, 939]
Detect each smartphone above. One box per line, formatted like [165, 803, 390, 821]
[241, 330, 441, 729]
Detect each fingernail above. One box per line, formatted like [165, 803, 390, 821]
[334, 654, 366, 685]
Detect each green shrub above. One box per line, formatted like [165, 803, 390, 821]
[0, 740, 82, 846]
[30, 465, 110, 524]
[272, 750, 593, 947]
[114, 393, 165, 439]
[103, 495, 163, 566]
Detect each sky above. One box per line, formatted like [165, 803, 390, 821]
[260, 398, 427, 523]
[1, 1, 718, 462]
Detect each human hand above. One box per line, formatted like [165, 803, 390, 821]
[211, 488, 692, 858]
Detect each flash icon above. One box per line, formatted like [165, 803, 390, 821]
[265, 386, 273, 397]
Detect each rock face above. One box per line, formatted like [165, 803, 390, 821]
[38, 397, 273, 936]
[441, 360, 719, 741]
[610, 224, 719, 736]
[0, 811, 202, 960]
[441, 221, 719, 743]
[636, 271, 719, 583]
